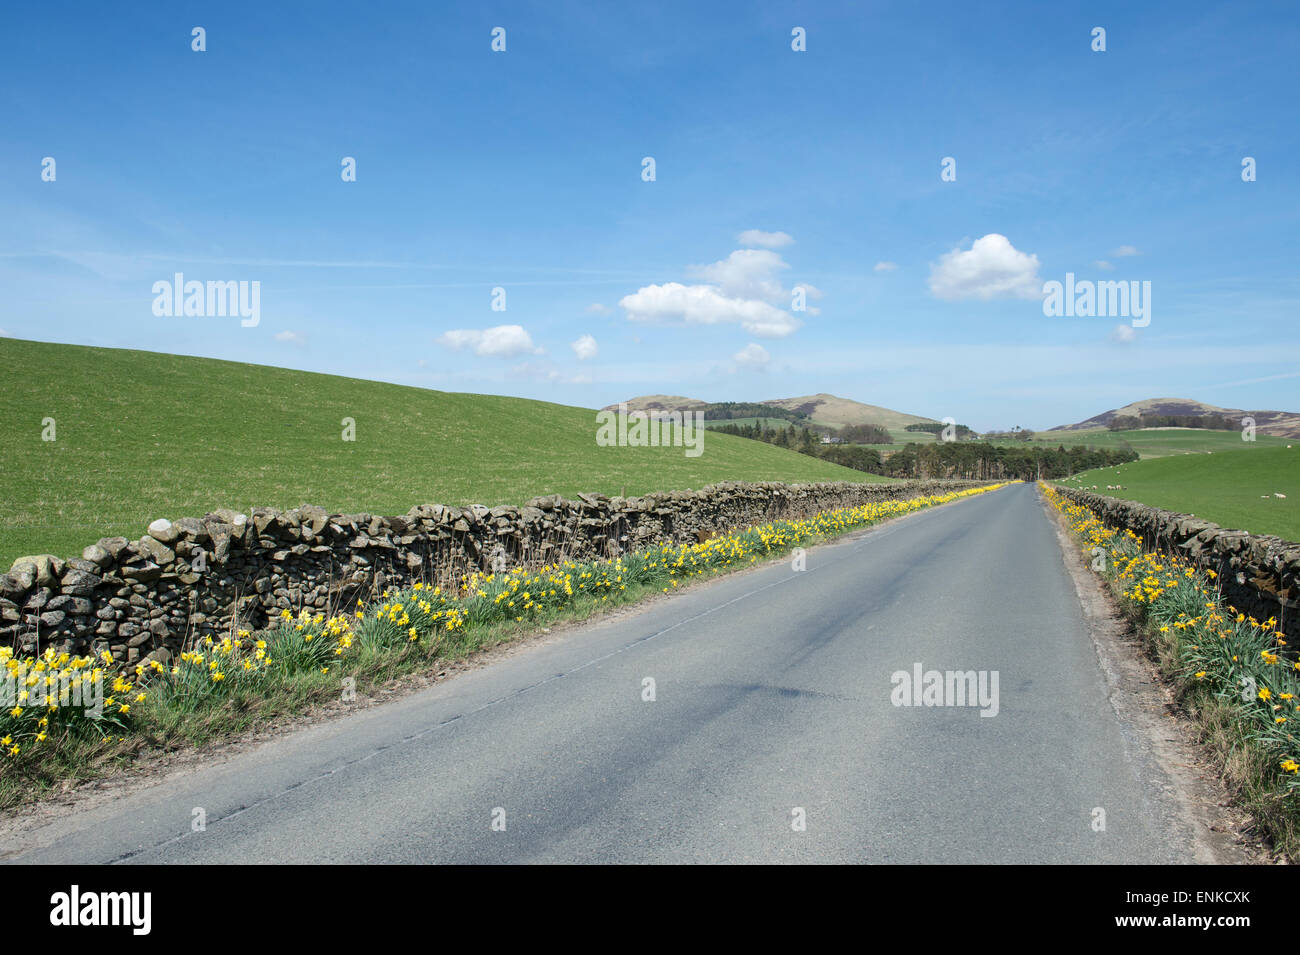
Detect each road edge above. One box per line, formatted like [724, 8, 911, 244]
[1037, 485, 1270, 864]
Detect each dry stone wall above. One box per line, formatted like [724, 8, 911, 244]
[1053, 486, 1300, 641]
[1, 479, 978, 666]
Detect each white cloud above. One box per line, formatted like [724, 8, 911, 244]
[437, 324, 543, 358]
[571, 334, 598, 360]
[736, 229, 794, 249]
[618, 243, 813, 339]
[733, 343, 771, 369]
[1096, 260, 1114, 271]
[1109, 324, 1137, 343]
[274, 330, 307, 346]
[619, 282, 802, 338]
[928, 233, 1041, 301]
[1114, 245, 1140, 257]
[585, 303, 612, 315]
[874, 261, 899, 272]
[687, 249, 790, 303]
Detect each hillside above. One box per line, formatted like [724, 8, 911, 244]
[1051, 398, 1300, 438]
[1057, 446, 1299, 541]
[609, 392, 938, 430]
[760, 394, 938, 430]
[0, 339, 886, 567]
[602, 395, 711, 415]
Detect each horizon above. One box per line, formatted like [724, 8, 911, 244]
[6, 333, 1290, 434]
[2, 1, 1297, 431]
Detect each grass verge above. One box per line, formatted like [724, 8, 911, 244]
[1, 482, 1009, 810]
[1041, 482, 1300, 859]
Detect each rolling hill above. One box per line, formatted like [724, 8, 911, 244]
[608, 392, 938, 431]
[0, 339, 886, 567]
[1051, 398, 1300, 438]
[760, 394, 938, 430]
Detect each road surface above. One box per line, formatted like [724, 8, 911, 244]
[4, 483, 1222, 863]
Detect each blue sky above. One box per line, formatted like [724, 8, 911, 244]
[2, 0, 1296, 431]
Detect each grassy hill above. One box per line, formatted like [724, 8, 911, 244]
[760, 393, 937, 430]
[0, 339, 887, 567]
[610, 392, 938, 431]
[1056, 447, 1299, 541]
[602, 394, 710, 414]
[1051, 397, 1300, 438]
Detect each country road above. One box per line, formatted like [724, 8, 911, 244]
[4, 482, 1235, 864]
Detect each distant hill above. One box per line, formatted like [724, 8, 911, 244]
[761, 394, 938, 431]
[1051, 398, 1300, 438]
[603, 395, 711, 415]
[607, 393, 938, 430]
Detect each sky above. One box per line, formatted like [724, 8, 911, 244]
[1, 0, 1297, 432]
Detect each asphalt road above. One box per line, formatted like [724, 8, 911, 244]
[6, 482, 1210, 863]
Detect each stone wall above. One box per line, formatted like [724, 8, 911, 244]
[1052, 486, 1300, 641]
[1, 480, 979, 666]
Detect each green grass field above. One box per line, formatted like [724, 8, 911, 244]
[1019, 427, 1291, 458]
[0, 338, 886, 567]
[1056, 447, 1300, 540]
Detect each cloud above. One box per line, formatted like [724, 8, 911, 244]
[1095, 260, 1114, 271]
[928, 233, 1041, 301]
[1114, 245, 1140, 257]
[618, 243, 812, 339]
[733, 343, 771, 369]
[273, 330, 308, 346]
[687, 249, 790, 303]
[874, 261, 899, 272]
[571, 334, 598, 360]
[1109, 324, 1137, 343]
[619, 282, 802, 338]
[437, 324, 543, 358]
[736, 229, 794, 249]
[585, 303, 612, 315]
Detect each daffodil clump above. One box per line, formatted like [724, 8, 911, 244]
[1043, 483, 1300, 796]
[355, 583, 461, 649]
[0, 646, 139, 762]
[139, 630, 278, 714]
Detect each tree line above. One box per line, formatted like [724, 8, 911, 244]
[700, 402, 810, 423]
[879, 442, 1137, 480]
[1107, 413, 1238, 431]
[711, 420, 1136, 480]
[904, 422, 975, 438]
